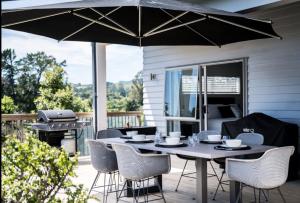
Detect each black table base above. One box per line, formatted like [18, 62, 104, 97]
[125, 176, 162, 197]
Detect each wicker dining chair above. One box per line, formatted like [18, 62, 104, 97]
[87, 140, 119, 202]
[175, 130, 224, 193]
[213, 132, 265, 200]
[226, 146, 295, 203]
[112, 143, 171, 203]
[97, 129, 123, 139]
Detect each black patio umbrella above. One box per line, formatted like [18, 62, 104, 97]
[1, 0, 281, 46]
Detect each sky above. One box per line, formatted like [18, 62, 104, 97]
[1, 29, 143, 84]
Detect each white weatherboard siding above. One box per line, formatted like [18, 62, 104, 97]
[143, 2, 300, 143]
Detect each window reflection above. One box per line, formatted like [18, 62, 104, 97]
[164, 67, 198, 118]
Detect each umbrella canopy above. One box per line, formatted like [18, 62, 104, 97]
[2, 0, 281, 46]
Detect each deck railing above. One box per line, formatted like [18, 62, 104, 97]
[1, 111, 143, 155]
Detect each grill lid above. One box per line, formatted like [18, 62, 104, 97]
[37, 110, 77, 122]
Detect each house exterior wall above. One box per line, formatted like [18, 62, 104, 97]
[142, 2, 300, 142]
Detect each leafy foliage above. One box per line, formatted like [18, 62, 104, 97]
[1, 49, 18, 100]
[1, 49, 66, 112]
[1, 95, 17, 114]
[106, 72, 143, 112]
[35, 66, 91, 112]
[16, 52, 66, 112]
[2, 48, 143, 113]
[125, 99, 140, 111]
[130, 71, 143, 106]
[72, 83, 93, 105]
[1, 135, 91, 202]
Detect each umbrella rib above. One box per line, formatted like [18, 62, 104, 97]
[144, 17, 206, 37]
[73, 12, 136, 37]
[144, 10, 189, 37]
[60, 22, 94, 42]
[2, 9, 28, 14]
[90, 8, 136, 36]
[198, 13, 282, 40]
[2, 8, 85, 28]
[161, 9, 220, 47]
[59, 7, 121, 42]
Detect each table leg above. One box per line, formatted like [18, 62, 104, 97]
[230, 180, 241, 203]
[195, 158, 207, 203]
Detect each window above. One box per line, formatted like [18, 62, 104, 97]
[203, 76, 240, 94]
[164, 66, 198, 118]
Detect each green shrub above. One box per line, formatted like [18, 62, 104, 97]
[1, 95, 17, 114]
[1, 134, 93, 202]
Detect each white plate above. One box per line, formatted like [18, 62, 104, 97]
[159, 142, 184, 146]
[131, 139, 152, 142]
[221, 144, 247, 148]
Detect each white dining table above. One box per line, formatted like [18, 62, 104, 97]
[98, 136, 274, 203]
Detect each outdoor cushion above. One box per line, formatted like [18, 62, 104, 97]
[207, 104, 222, 119]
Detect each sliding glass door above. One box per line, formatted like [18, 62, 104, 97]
[201, 61, 244, 132]
[164, 59, 246, 135]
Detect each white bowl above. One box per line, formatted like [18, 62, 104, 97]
[169, 132, 181, 138]
[225, 139, 242, 147]
[132, 134, 146, 141]
[207, 134, 221, 141]
[126, 131, 138, 136]
[165, 137, 180, 145]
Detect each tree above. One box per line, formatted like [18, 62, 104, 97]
[2, 135, 93, 202]
[125, 99, 139, 111]
[116, 83, 127, 97]
[1, 96, 17, 114]
[73, 84, 93, 106]
[15, 70, 39, 113]
[1, 49, 18, 100]
[16, 52, 66, 112]
[130, 71, 143, 106]
[35, 66, 91, 112]
[105, 72, 143, 112]
[17, 52, 66, 91]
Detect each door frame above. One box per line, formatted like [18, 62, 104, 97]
[199, 58, 248, 131]
[164, 57, 248, 133]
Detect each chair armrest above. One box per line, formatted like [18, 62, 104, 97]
[226, 158, 258, 175]
[112, 143, 171, 179]
[140, 153, 171, 176]
[226, 157, 261, 187]
[226, 157, 258, 165]
[133, 149, 171, 178]
[226, 147, 294, 189]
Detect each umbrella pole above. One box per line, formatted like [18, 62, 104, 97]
[92, 42, 98, 137]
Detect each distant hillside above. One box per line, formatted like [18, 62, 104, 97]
[71, 70, 142, 112]
[72, 83, 93, 101]
[72, 81, 133, 101]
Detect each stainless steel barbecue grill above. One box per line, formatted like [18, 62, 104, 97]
[31, 110, 91, 154]
[32, 110, 89, 131]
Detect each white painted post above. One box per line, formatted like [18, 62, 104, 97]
[95, 43, 107, 130]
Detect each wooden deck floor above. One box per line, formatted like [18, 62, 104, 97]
[76, 155, 300, 203]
